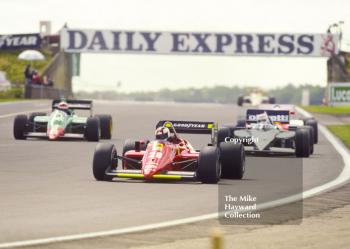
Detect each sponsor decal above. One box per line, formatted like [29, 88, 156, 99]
[329, 83, 350, 105]
[246, 110, 290, 123]
[247, 114, 289, 123]
[0, 33, 41, 50]
[173, 123, 207, 129]
[60, 29, 338, 57]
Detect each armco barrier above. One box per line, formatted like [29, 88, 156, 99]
[24, 84, 71, 99]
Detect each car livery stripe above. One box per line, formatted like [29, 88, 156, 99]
[115, 173, 182, 180]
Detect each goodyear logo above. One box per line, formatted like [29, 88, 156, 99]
[173, 123, 206, 129]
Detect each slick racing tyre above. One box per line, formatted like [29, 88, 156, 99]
[122, 139, 148, 169]
[295, 128, 310, 158]
[269, 96, 276, 104]
[237, 96, 244, 106]
[302, 126, 314, 155]
[305, 118, 318, 144]
[217, 127, 231, 145]
[122, 139, 148, 155]
[95, 114, 113, 139]
[93, 143, 117, 181]
[197, 146, 221, 184]
[13, 115, 28, 140]
[85, 117, 100, 141]
[220, 142, 245, 179]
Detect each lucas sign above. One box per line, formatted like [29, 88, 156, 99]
[329, 83, 350, 105]
[60, 29, 338, 57]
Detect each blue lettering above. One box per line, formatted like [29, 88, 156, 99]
[141, 32, 161, 51]
[215, 33, 232, 53]
[171, 33, 190, 52]
[111, 31, 121, 50]
[67, 30, 87, 50]
[297, 35, 314, 54]
[192, 33, 211, 53]
[234, 34, 254, 53]
[126, 32, 143, 51]
[278, 34, 294, 54]
[88, 31, 108, 50]
[257, 34, 275, 54]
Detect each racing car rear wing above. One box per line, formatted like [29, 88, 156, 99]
[156, 120, 216, 134]
[246, 109, 290, 124]
[52, 99, 93, 113]
[156, 120, 218, 145]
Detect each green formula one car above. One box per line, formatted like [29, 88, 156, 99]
[13, 99, 113, 141]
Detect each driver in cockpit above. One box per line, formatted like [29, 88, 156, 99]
[56, 101, 73, 115]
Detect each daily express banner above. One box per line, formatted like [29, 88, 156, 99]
[0, 33, 41, 50]
[60, 29, 338, 57]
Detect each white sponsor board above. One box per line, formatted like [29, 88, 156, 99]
[60, 28, 338, 57]
[329, 82, 350, 106]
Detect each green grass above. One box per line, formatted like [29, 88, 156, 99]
[301, 105, 350, 115]
[0, 98, 25, 102]
[0, 88, 23, 99]
[328, 125, 350, 148]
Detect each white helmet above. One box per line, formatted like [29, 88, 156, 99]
[57, 101, 69, 110]
[155, 127, 170, 140]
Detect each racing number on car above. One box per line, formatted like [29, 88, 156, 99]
[148, 151, 163, 159]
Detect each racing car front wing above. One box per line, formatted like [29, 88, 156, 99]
[105, 169, 196, 180]
[25, 132, 85, 139]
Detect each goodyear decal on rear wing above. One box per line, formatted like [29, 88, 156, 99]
[156, 120, 216, 134]
[246, 109, 290, 124]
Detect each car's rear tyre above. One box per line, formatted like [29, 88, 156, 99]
[237, 96, 243, 106]
[302, 126, 314, 155]
[85, 117, 100, 141]
[13, 115, 28, 140]
[305, 119, 318, 144]
[93, 143, 117, 181]
[122, 139, 147, 169]
[95, 114, 113, 139]
[236, 119, 246, 128]
[295, 128, 310, 157]
[217, 127, 231, 145]
[196, 146, 221, 184]
[220, 142, 245, 179]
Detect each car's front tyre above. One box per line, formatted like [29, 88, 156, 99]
[93, 143, 117, 181]
[85, 117, 100, 141]
[220, 142, 245, 179]
[14, 115, 28, 140]
[196, 146, 221, 184]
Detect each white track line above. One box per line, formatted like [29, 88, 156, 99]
[0, 108, 49, 119]
[0, 107, 349, 248]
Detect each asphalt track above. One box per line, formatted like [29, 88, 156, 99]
[0, 100, 344, 244]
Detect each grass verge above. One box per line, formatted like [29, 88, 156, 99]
[302, 105, 350, 115]
[328, 125, 350, 148]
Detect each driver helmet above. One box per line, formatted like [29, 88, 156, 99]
[57, 101, 69, 110]
[155, 127, 170, 140]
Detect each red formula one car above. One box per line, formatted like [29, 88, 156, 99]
[92, 120, 246, 184]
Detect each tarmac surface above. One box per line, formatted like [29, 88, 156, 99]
[0, 100, 344, 245]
